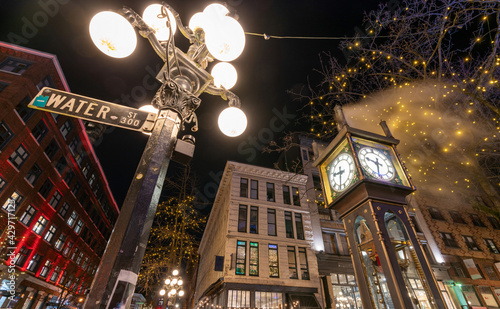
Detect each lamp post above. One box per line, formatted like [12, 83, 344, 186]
[83, 3, 247, 309]
[158, 270, 184, 309]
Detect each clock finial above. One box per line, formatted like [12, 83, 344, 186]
[379, 120, 394, 138]
[334, 105, 348, 131]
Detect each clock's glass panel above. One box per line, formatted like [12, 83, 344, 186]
[351, 137, 410, 187]
[320, 138, 360, 205]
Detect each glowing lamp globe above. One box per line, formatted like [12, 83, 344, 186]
[89, 11, 137, 58]
[164, 278, 171, 285]
[179, 290, 185, 297]
[171, 278, 178, 285]
[178, 279, 183, 286]
[203, 3, 230, 18]
[211, 62, 237, 89]
[205, 17, 245, 62]
[170, 289, 177, 295]
[189, 12, 208, 31]
[142, 4, 177, 41]
[172, 269, 179, 276]
[218, 107, 247, 137]
[159, 289, 166, 296]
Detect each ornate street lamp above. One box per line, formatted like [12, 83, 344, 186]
[83, 3, 247, 309]
[158, 270, 184, 309]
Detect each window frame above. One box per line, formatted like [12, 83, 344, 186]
[249, 242, 259, 276]
[238, 205, 247, 233]
[249, 206, 258, 234]
[9, 144, 30, 169]
[266, 182, 275, 202]
[240, 178, 248, 198]
[267, 208, 277, 236]
[285, 211, 294, 239]
[288, 246, 298, 279]
[236, 240, 246, 275]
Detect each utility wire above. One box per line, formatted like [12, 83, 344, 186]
[246, 32, 393, 40]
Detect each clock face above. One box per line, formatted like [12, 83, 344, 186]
[358, 147, 395, 181]
[328, 153, 355, 192]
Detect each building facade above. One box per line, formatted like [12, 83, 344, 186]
[0, 42, 119, 308]
[194, 161, 322, 309]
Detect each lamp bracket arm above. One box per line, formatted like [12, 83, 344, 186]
[120, 6, 168, 61]
[161, 2, 196, 43]
[203, 85, 241, 108]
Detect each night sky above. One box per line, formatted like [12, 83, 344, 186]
[0, 0, 383, 208]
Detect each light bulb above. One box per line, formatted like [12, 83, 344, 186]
[89, 11, 137, 58]
[179, 290, 185, 297]
[178, 279, 183, 286]
[189, 12, 208, 31]
[142, 4, 177, 41]
[159, 289, 166, 296]
[171, 278, 178, 285]
[164, 279, 171, 285]
[211, 62, 238, 89]
[172, 269, 179, 276]
[205, 17, 245, 61]
[170, 289, 177, 295]
[218, 107, 247, 137]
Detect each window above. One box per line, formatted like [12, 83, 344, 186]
[69, 137, 80, 154]
[428, 207, 445, 220]
[440, 232, 459, 248]
[20, 205, 37, 226]
[32, 215, 48, 235]
[408, 214, 422, 232]
[268, 244, 279, 277]
[71, 247, 80, 261]
[236, 240, 246, 275]
[238, 205, 247, 233]
[240, 178, 248, 197]
[470, 213, 486, 227]
[250, 206, 258, 234]
[451, 262, 468, 278]
[59, 202, 70, 218]
[298, 247, 310, 279]
[44, 225, 57, 243]
[285, 211, 294, 238]
[488, 217, 500, 230]
[39, 260, 52, 278]
[2, 191, 23, 211]
[295, 213, 305, 240]
[292, 187, 300, 206]
[1, 121, 13, 150]
[483, 265, 499, 280]
[9, 144, 29, 169]
[74, 220, 84, 234]
[267, 209, 277, 236]
[67, 211, 78, 227]
[15, 96, 34, 121]
[25, 163, 43, 185]
[82, 163, 91, 178]
[0, 177, 5, 193]
[60, 120, 73, 138]
[55, 157, 67, 174]
[44, 139, 59, 159]
[63, 241, 73, 256]
[463, 235, 481, 251]
[0, 81, 9, 92]
[0, 57, 32, 74]
[250, 180, 258, 199]
[227, 290, 250, 308]
[64, 170, 75, 186]
[71, 181, 81, 196]
[266, 183, 275, 202]
[484, 238, 500, 254]
[50, 266, 61, 282]
[54, 233, 67, 250]
[82, 257, 89, 271]
[88, 173, 96, 187]
[302, 148, 309, 161]
[283, 185, 291, 204]
[31, 120, 48, 142]
[26, 253, 42, 272]
[38, 179, 54, 199]
[288, 246, 298, 279]
[37, 75, 54, 90]
[48, 191, 62, 208]
[449, 210, 465, 224]
[249, 242, 259, 276]
[14, 246, 31, 267]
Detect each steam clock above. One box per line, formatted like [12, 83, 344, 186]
[314, 106, 446, 309]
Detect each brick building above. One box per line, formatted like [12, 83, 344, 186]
[0, 42, 119, 308]
[194, 161, 322, 309]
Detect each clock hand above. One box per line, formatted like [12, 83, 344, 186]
[366, 157, 382, 176]
[334, 166, 345, 184]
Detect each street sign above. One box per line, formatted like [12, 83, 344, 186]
[29, 87, 157, 132]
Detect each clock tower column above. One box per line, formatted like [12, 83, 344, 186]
[314, 106, 446, 309]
